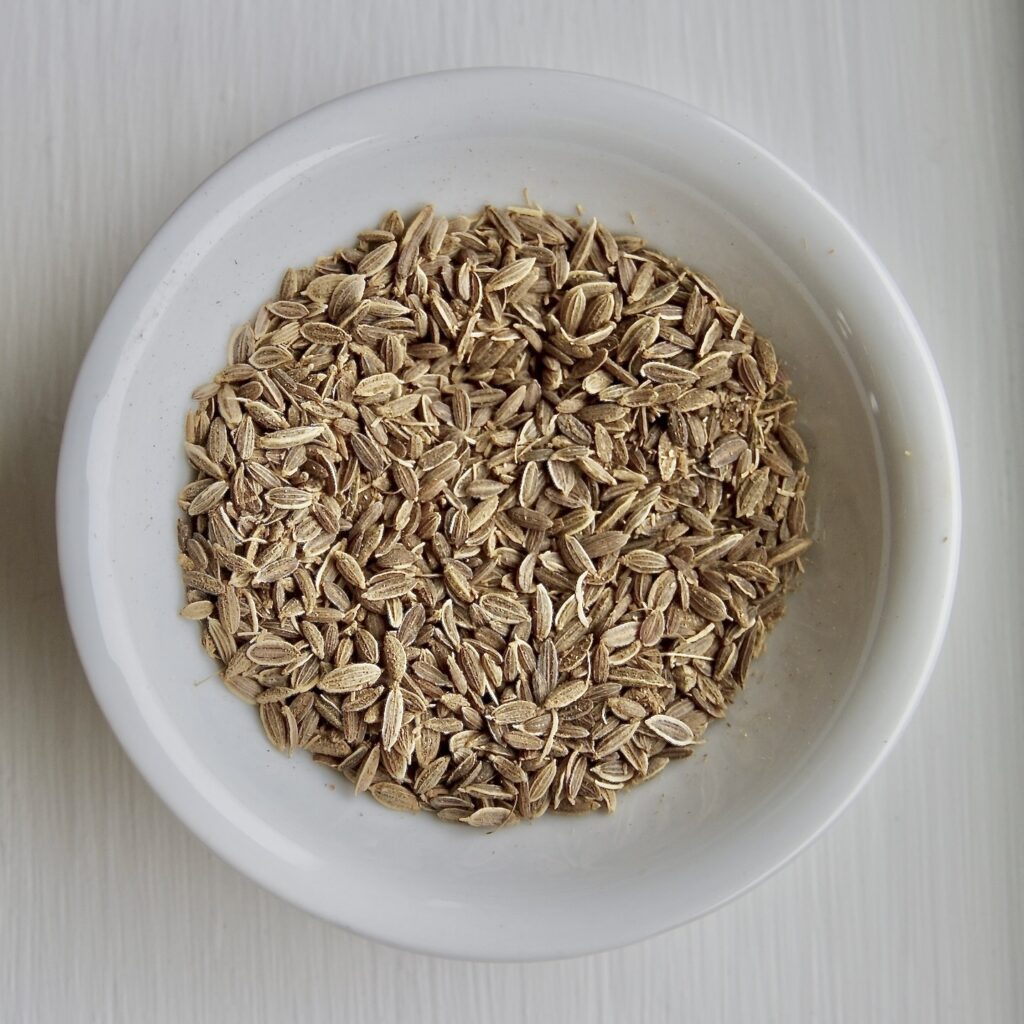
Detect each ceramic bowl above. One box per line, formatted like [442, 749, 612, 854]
[57, 68, 960, 960]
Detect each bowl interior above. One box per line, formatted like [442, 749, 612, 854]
[61, 70, 957, 959]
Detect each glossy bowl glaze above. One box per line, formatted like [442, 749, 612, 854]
[57, 69, 960, 959]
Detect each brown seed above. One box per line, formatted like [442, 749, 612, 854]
[335, 551, 366, 590]
[381, 633, 407, 682]
[354, 745, 381, 794]
[265, 486, 314, 510]
[560, 535, 595, 575]
[357, 241, 398, 276]
[608, 696, 648, 720]
[327, 275, 365, 320]
[248, 637, 298, 666]
[479, 591, 531, 624]
[507, 507, 554, 531]
[646, 714, 696, 746]
[319, 663, 383, 693]
[187, 480, 229, 517]
[708, 434, 748, 469]
[350, 434, 389, 476]
[381, 686, 404, 751]
[768, 536, 814, 566]
[534, 639, 559, 702]
[181, 203, 809, 827]
[532, 585, 554, 641]
[485, 258, 536, 291]
[544, 679, 589, 709]
[180, 600, 214, 620]
[736, 468, 771, 518]
[217, 587, 241, 636]
[259, 703, 291, 753]
[353, 373, 401, 402]
[603, 621, 640, 648]
[778, 424, 810, 463]
[753, 336, 779, 384]
[369, 781, 420, 813]
[461, 807, 514, 828]
[689, 587, 729, 622]
[443, 562, 476, 603]
[259, 425, 324, 449]
[621, 549, 670, 573]
[252, 558, 298, 585]
[182, 571, 224, 596]
[491, 700, 539, 725]
[363, 572, 416, 601]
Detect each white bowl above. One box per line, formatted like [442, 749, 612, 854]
[57, 69, 960, 960]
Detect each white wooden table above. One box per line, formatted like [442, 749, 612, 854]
[3, 1, 1021, 1020]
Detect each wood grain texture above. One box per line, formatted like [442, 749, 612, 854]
[2, 0, 1021, 1020]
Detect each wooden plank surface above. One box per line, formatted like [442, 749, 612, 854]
[2, 1, 1020, 1020]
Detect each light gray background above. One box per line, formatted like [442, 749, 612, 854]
[2, 1, 1020, 1021]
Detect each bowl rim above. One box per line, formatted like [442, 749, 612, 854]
[56, 67, 961, 960]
